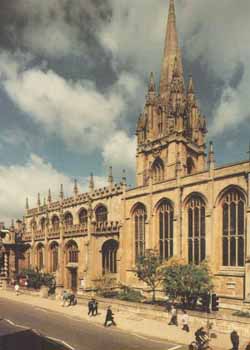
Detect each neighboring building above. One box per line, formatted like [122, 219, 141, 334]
[0, 221, 25, 287]
[22, 0, 250, 306]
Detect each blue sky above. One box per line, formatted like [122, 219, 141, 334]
[0, 0, 250, 222]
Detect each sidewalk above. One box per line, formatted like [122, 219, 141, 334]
[0, 289, 248, 350]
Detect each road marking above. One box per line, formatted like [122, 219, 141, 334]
[168, 346, 182, 350]
[47, 336, 75, 350]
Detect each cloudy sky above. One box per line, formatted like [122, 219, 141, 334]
[0, 0, 249, 223]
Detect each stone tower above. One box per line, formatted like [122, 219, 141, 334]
[136, 0, 207, 187]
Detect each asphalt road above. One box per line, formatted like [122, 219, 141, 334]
[0, 297, 186, 350]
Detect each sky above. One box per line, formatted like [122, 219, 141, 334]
[0, 0, 250, 223]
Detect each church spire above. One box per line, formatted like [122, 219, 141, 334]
[160, 0, 184, 99]
[148, 72, 156, 92]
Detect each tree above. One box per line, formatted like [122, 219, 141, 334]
[161, 258, 213, 307]
[133, 249, 164, 303]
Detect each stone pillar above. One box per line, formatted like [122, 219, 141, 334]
[56, 213, 64, 296]
[244, 172, 250, 302]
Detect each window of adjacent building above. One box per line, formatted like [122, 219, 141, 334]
[222, 189, 245, 267]
[52, 215, 60, 231]
[102, 239, 118, 274]
[50, 242, 59, 272]
[67, 241, 78, 263]
[158, 200, 174, 261]
[79, 208, 88, 226]
[152, 158, 164, 183]
[134, 204, 147, 260]
[37, 244, 44, 271]
[96, 206, 107, 224]
[64, 212, 73, 228]
[40, 217, 46, 232]
[188, 196, 206, 265]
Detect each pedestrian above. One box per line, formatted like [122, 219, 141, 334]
[231, 330, 239, 350]
[92, 299, 98, 316]
[62, 290, 68, 307]
[104, 306, 116, 327]
[168, 304, 178, 326]
[88, 299, 93, 316]
[15, 283, 20, 296]
[69, 292, 77, 306]
[181, 310, 190, 332]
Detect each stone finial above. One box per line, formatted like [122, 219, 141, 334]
[89, 173, 94, 192]
[37, 193, 41, 207]
[43, 197, 46, 206]
[247, 141, 250, 161]
[74, 179, 78, 196]
[187, 75, 194, 94]
[11, 219, 14, 228]
[122, 169, 127, 186]
[48, 189, 52, 203]
[108, 166, 114, 187]
[60, 184, 64, 200]
[148, 72, 156, 92]
[26, 198, 29, 210]
[208, 141, 216, 170]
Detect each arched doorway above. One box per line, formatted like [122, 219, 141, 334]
[101, 239, 118, 275]
[65, 240, 78, 290]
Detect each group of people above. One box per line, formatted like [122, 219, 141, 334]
[88, 298, 98, 316]
[87, 298, 116, 326]
[168, 304, 190, 333]
[231, 330, 250, 350]
[61, 290, 77, 307]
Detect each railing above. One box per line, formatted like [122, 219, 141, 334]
[48, 227, 60, 239]
[22, 232, 32, 241]
[94, 221, 120, 234]
[64, 224, 88, 237]
[34, 230, 45, 240]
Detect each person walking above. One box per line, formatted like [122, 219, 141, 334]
[92, 299, 98, 316]
[231, 330, 239, 350]
[181, 310, 190, 332]
[245, 342, 250, 350]
[62, 290, 68, 307]
[88, 299, 93, 316]
[104, 306, 116, 327]
[168, 304, 178, 326]
[14, 283, 20, 296]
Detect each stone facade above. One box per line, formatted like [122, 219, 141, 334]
[22, 0, 250, 305]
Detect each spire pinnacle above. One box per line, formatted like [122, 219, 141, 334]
[60, 184, 64, 200]
[26, 198, 29, 210]
[89, 173, 94, 192]
[48, 189, 52, 203]
[188, 75, 194, 94]
[108, 166, 114, 186]
[148, 72, 156, 92]
[37, 193, 41, 207]
[74, 179, 78, 196]
[160, 0, 184, 99]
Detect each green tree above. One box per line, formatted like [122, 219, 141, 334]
[162, 258, 213, 307]
[133, 249, 164, 303]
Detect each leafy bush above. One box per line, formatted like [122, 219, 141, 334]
[18, 269, 56, 293]
[117, 287, 143, 302]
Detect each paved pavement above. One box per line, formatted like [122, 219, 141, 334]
[0, 291, 187, 350]
[0, 289, 247, 350]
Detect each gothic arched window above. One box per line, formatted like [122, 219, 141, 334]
[37, 244, 44, 271]
[79, 208, 88, 226]
[158, 200, 174, 261]
[67, 241, 78, 263]
[31, 220, 37, 233]
[187, 196, 206, 264]
[133, 204, 147, 260]
[52, 215, 60, 231]
[64, 212, 73, 228]
[40, 217, 46, 232]
[152, 158, 164, 183]
[96, 205, 107, 224]
[50, 242, 59, 272]
[222, 189, 245, 267]
[187, 157, 195, 175]
[102, 239, 118, 274]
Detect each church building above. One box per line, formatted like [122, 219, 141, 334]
[22, 0, 250, 306]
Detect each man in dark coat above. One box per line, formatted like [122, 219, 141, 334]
[230, 330, 239, 350]
[88, 299, 93, 316]
[104, 306, 116, 327]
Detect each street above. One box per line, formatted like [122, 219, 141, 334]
[0, 297, 186, 350]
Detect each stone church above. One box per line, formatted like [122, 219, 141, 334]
[22, 0, 250, 306]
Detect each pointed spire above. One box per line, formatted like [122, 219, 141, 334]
[74, 179, 78, 196]
[48, 189, 52, 203]
[122, 169, 127, 186]
[160, 0, 184, 99]
[11, 219, 14, 229]
[208, 141, 215, 170]
[89, 173, 94, 192]
[148, 72, 156, 92]
[188, 75, 194, 94]
[247, 141, 250, 162]
[43, 197, 46, 206]
[26, 198, 29, 210]
[60, 184, 64, 200]
[37, 193, 41, 207]
[108, 166, 114, 187]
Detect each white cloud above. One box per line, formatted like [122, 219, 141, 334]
[0, 154, 107, 224]
[102, 131, 136, 172]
